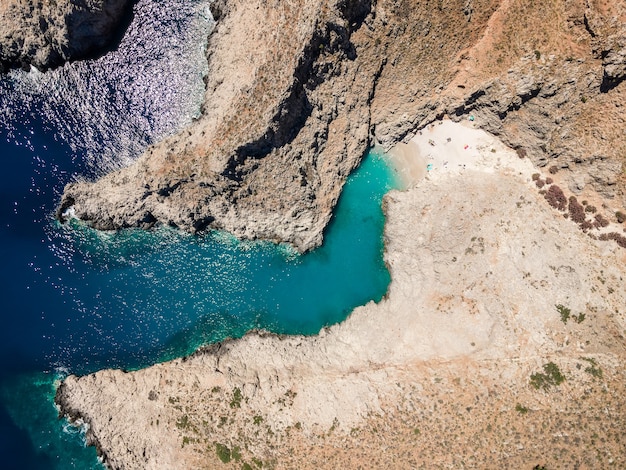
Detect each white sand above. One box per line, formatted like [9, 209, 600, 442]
[386, 118, 534, 186]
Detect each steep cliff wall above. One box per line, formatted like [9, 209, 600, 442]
[0, 0, 133, 71]
[58, 0, 380, 251]
[57, 0, 626, 251]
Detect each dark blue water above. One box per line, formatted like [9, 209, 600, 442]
[0, 1, 398, 468]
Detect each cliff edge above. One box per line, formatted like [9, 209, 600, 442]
[0, 0, 133, 71]
[56, 0, 626, 251]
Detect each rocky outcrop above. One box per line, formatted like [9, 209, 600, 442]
[58, 0, 383, 251]
[57, 0, 626, 251]
[56, 136, 626, 468]
[0, 0, 133, 72]
[369, 0, 626, 203]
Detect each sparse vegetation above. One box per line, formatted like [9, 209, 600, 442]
[568, 196, 585, 224]
[215, 442, 232, 463]
[594, 214, 609, 228]
[181, 436, 193, 447]
[530, 362, 565, 390]
[556, 304, 585, 324]
[582, 357, 603, 379]
[545, 185, 567, 211]
[230, 387, 243, 408]
[598, 232, 626, 248]
[176, 414, 191, 430]
[556, 304, 571, 324]
[515, 403, 528, 414]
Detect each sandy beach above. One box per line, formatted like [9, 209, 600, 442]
[386, 118, 534, 186]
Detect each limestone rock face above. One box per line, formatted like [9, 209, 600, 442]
[59, 0, 381, 251]
[56, 143, 626, 468]
[57, 0, 626, 250]
[0, 0, 132, 71]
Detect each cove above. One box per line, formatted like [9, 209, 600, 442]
[0, 139, 399, 468]
[0, 0, 400, 465]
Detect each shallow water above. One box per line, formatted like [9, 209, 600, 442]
[0, 1, 399, 467]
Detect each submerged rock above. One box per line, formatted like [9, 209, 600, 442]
[0, 0, 133, 72]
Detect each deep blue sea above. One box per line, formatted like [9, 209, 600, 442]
[0, 1, 398, 468]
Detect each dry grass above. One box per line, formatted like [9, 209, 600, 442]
[173, 359, 626, 469]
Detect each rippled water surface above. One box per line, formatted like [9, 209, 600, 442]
[0, 1, 398, 468]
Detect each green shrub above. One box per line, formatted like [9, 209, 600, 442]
[215, 443, 231, 463]
[530, 362, 565, 390]
[556, 304, 571, 324]
[230, 387, 243, 408]
[515, 403, 528, 414]
[582, 357, 603, 379]
[176, 415, 191, 430]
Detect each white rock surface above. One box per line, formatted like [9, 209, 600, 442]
[57, 126, 626, 468]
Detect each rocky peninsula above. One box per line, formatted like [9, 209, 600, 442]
[55, 0, 626, 252]
[43, 0, 626, 467]
[0, 0, 133, 71]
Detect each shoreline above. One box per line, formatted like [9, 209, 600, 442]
[56, 119, 626, 468]
[48, 0, 626, 466]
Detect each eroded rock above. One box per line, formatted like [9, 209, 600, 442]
[0, 0, 133, 71]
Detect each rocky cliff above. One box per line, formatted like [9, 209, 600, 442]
[0, 0, 133, 71]
[54, 0, 626, 468]
[57, 0, 626, 251]
[56, 131, 626, 468]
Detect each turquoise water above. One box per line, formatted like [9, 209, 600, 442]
[0, 147, 399, 468]
[0, 0, 400, 465]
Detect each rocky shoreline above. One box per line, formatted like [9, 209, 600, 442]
[55, 128, 626, 467]
[46, 0, 626, 467]
[54, 0, 626, 252]
[0, 0, 133, 72]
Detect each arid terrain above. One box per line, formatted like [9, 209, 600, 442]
[58, 122, 626, 469]
[8, 0, 622, 467]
